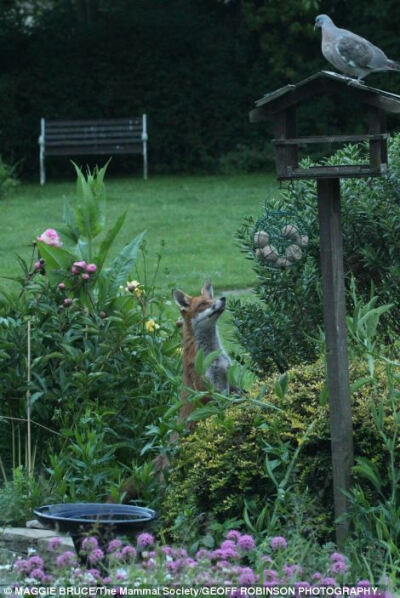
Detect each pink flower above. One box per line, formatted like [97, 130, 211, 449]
[86, 263, 97, 273]
[271, 536, 287, 550]
[56, 551, 77, 568]
[221, 540, 236, 551]
[30, 568, 45, 580]
[238, 567, 255, 585]
[87, 568, 101, 579]
[263, 569, 278, 582]
[226, 530, 241, 542]
[63, 297, 72, 307]
[321, 577, 338, 587]
[357, 581, 371, 588]
[137, 533, 154, 549]
[58, 282, 65, 291]
[14, 559, 30, 573]
[331, 560, 348, 574]
[330, 551, 346, 562]
[48, 537, 62, 551]
[195, 548, 211, 560]
[81, 273, 90, 281]
[34, 261, 42, 272]
[37, 228, 62, 247]
[88, 548, 104, 564]
[120, 545, 136, 560]
[107, 539, 123, 553]
[28, 555, 44, 570]
[71, 260, 87, 274]
[237, 534, 255, 551]
[81, 536, 99, 551]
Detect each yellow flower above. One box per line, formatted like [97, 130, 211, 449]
[125, 280, 142, 296]
[145, 319, 160, 333]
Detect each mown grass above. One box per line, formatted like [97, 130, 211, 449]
[1, 173, 278, 294]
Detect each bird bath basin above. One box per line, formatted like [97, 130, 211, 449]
[34, 503, 156, 562]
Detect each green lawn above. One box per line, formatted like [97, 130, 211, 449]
[1, 173, 278, 295]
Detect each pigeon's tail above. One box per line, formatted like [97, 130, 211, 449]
[387, 59, 400, 72]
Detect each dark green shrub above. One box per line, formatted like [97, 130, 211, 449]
[163, 358, 396, 542]
[232, 134, 400, 373]
[218, 143, 274, 174]
[0, 155, 18, 198]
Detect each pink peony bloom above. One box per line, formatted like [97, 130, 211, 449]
[238, 534, 255, 551]
[81, 273, 90, 281]
[37, 228, 62, 247]
[137, 533, 154, 549]
[86, 263, 97, 273]
[271, 536, 287, 550]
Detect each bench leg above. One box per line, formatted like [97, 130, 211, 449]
[40, 148, 46, 185]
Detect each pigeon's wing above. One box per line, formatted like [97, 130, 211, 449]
[336, 34, 375, 69]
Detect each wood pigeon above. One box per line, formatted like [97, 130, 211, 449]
[315, 14, 400, 81]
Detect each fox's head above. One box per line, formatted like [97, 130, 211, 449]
[173, 280, 226, 330]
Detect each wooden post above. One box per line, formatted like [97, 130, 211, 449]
[317, 178, 354, 545]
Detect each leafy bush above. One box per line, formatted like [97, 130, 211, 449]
[0, 155, 18, 199]
[0, 466, 60, 526]
[232, 134, 400, 373]
[0, 165, 181, 502]
[162, 358, 397, 546]
[218, 143, 274, 174]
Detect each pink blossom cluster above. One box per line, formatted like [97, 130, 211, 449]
[10, 531, 393, 596]
[71, 260, 97, 280]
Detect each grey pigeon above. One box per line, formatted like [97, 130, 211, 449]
[314, 14, 400, 81]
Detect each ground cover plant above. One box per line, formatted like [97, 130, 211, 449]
[8, 530, 394, 593]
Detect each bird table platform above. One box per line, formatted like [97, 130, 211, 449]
[250, 70, 400, 180]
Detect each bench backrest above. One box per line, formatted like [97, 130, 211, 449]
[42, 117, 147, 156]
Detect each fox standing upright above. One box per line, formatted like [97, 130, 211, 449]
[173, 280, 231, 423]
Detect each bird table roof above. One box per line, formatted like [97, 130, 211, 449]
[250, 71, 400, 122]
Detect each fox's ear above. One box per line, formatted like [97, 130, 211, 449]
[202, 279, 213, 299]
[172, 289, 191, 311]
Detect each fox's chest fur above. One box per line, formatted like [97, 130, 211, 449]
[182, 320, 231, 393]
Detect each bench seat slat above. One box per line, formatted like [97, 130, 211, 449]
[46, 144, 143, 156]
[46, 136, 142, 146]
[46, 118, 142, 126]
[45, 130, 142, 142]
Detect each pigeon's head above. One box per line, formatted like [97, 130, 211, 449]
[314, 14, 334, 30]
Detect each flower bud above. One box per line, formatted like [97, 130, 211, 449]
[34, 261, 42, 272]
[58, 282, 65, 290]
[86, 263, 97, 273]
[63, 298, 72, 307]
[82, 273, 90, 281]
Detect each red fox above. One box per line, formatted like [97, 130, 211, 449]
[173, 280, 231, 423]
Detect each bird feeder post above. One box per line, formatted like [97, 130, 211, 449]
[249, 71, 400, 546]
[317, 178, 353, 545]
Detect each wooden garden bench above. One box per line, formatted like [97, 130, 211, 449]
[38, 115, 148, 184]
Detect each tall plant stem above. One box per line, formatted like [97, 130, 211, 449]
[26, 319, 32, 478]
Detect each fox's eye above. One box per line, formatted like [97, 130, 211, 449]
[198, 301, 207, 308]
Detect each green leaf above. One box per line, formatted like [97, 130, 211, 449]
[94, 211, 127, 272]
[104, 231, 145, 296]
[37, 242, 75, 271]
[72, 162, 109, 241]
